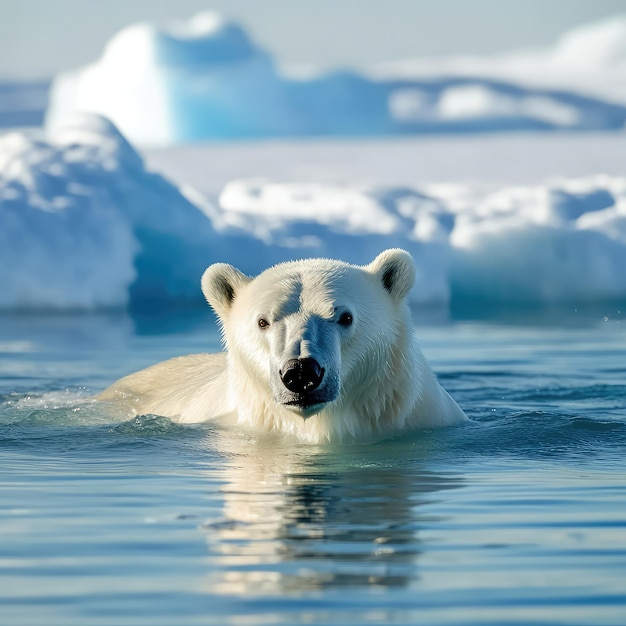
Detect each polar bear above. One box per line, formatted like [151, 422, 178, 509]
[100, 249, 467, 443]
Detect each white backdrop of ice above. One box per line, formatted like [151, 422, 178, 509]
[0, 118, 136, 309]
[220, 177, 626, 305]
[46, 13, 626, 146]
[2, 114, 626, 311]
[0, 114, 218, 309]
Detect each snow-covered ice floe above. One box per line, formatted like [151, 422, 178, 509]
[46, 12, 626, 146]
[0, 114, 217, 309]
[2, 113, 626, 311]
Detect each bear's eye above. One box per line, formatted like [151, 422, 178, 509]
[337, 311, 353, 327]
[257, 317, 270, 329]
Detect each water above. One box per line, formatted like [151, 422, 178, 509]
[1, 308, 625, 626]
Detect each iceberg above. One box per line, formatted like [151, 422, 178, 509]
[46, 13, 300, 146]
[2, 114, 626, 311]
[46, 13, 626, 146]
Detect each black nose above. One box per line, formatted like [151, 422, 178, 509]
[280, 358, 325, 394]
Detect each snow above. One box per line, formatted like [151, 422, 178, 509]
[2, 113, 626, 311]
[551, 15, 626, 69]
[435, 86, 581, 127]
[220, 176, 626, 305]
[145, 133, 626, 191]
[45, 12, 626, 146]
[447, 180, 626, 303]
[374, 15, 626, 108]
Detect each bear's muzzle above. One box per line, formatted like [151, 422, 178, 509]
[276, 357, 337, 419]
[279, 357, 325, 394]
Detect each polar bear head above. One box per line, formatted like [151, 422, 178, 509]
[201, 249, 417, 439]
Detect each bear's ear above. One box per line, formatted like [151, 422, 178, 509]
[201, 263, 251, 317]
[366, 249, 416, 303]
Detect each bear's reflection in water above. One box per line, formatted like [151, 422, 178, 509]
[201, 432, 463, 595]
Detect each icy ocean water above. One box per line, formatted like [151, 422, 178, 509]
[1, 308, 625, 626]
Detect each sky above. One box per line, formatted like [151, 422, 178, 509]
[0, 0, 625, 80]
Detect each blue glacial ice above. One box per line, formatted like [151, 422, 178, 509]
[2, 113, 626, 311]
[45, 12, 626, 146]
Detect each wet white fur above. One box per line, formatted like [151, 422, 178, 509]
[99, 249, 467, 443]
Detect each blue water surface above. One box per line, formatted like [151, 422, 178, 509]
[0, 307, 625, 626]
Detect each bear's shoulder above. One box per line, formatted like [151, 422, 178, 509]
[99, 352, 228, 419]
